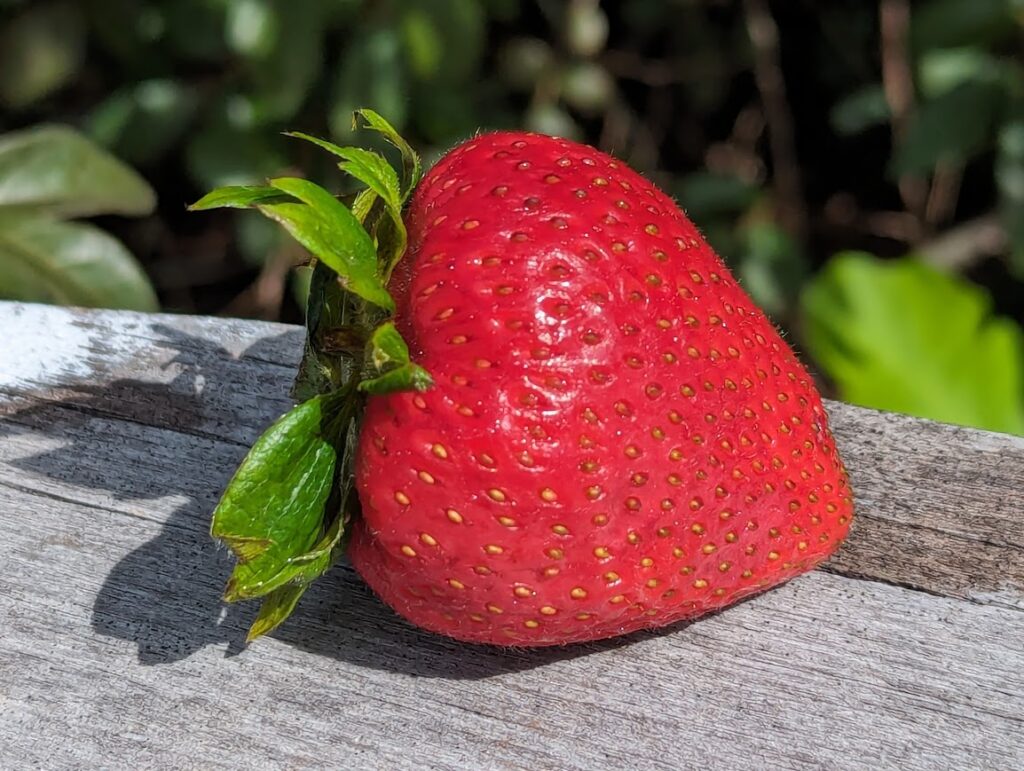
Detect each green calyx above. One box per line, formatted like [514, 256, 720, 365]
[189, 109, 430, 641]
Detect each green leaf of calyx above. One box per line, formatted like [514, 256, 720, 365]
[188, 185, 292, 210]
[291, 258, 367, 401]
[285, 132, 401, 210]
[358, 321, 433, 394]
[247, 584, 309, 642]
[285, 132, 408, 279]
[262, 176, 394, 311]
[353, 108, 423, 200]
[212, 392, 350, 604]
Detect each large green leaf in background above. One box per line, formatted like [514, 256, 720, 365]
[0, 216, 158, 310]
[802, 252, 1024, 435]
[0, 124, 158, 310]
[0, 124, 155, 218]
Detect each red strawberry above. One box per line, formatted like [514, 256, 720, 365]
[349, 132, 854, 646]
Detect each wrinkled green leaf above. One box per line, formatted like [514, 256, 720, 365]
[213, 394, 342, 600]
[0, 215, 158, 310]
[292, 259, 362, 400]
[890, 80, 1004, 176]
[802, 252, 1024, 435]
[0, 125, 155, 218]
[0, 1, 85, 108]
[365, 321, 410, 370]
[264, 177, 394, 311]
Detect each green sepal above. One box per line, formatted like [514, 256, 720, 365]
[357, 321, 433, 394]
[191, 109, 436, 643]
[358, 362, 434, 395]
[259, 177, 394, 312]
[285, 132, 401, 210]
[285, 132, 408, 279]
[188, 185, 292, 211]
[247, 584, 308, 642]
[365, 321, 410, 369]
[353, 108, 423, 200]
[213, 393, 346, 602]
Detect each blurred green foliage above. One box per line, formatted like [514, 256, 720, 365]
[0, 125, 157, 309]
[0, 0, 1022, 434]
[802, 253, 1024, 435]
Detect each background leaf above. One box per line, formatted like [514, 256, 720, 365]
[890, 80, 1005, 175]
[0, 216, 158, 310]
[801, 252, 1024, 435]
[0, 1, 85, 108]
[0, 125, 155, 218]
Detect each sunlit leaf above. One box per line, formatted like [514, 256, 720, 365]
[802, 252, 1024, 435]
[188, 185, 290, 211]
[263, 177, 394, 310]
[354, 107, 422, 197]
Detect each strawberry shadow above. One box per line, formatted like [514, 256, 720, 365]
[3, 321, 668, 678]
[0, 322, 298, 664]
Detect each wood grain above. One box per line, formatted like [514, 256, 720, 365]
[1, 301, 1022, 770]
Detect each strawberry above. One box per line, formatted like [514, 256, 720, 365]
[194, 114, 853, 647]
[349, 132, 853, 646]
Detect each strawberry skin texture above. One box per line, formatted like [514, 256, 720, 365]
[350, 132, 853, 646]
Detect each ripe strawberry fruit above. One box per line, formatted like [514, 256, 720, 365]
[348, 132, 854, 646]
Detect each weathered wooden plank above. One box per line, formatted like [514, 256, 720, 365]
[1, 301, 1023, 770]
[2, 479, 1024, 770]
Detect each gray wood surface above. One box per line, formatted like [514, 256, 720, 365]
[0, 301, 1022, 770]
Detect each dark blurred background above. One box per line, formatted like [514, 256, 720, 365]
[1, 0, 1022, 435]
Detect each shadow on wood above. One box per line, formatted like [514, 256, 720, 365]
[0, 322, 665, 678]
